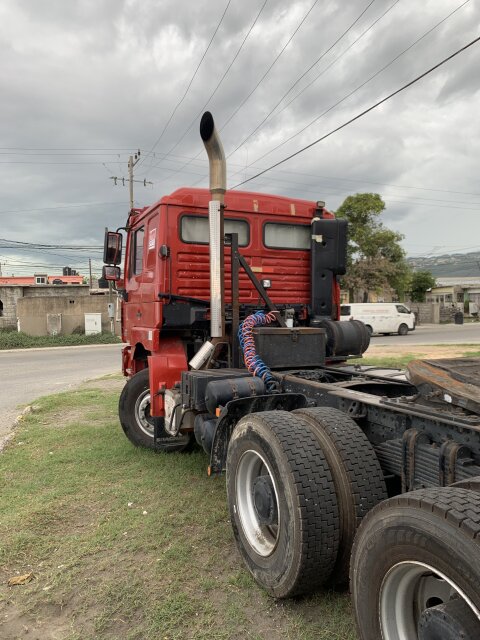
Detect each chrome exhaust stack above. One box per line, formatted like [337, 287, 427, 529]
[189, 112, 227, 370]
[200, 111, 226, 340]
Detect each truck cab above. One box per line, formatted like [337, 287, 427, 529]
[118, 187, 343, 376]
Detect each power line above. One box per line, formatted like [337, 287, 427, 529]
[0, 201, 125, 215]
[225, 0, 384, 156]
[218, 0, 322, 132]
[138, 0, 233, 172]
[0, 152, 133, 156]
[0, 238, 103, 249]
[134, 148, 480, 199]
[0, 147, 143, 151]
[141, 0, 269, 180]
[235, 0, 471, 176]
[232, 34, 480, 189]
[242, 173, 480, 210]
[0, 161, 111, 165]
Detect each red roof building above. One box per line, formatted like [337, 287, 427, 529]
[0, 274, 83, 286]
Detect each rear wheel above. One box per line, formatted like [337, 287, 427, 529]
[398, 322, 409, 335]
[119, 369, 191, 451]
[226, 410, 339, 598]
[294, 407, 387, 585]
[350, 488, 480, 640]
[365, 325, 373, 336]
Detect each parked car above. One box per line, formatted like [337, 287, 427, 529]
[340, 303, 415, 336]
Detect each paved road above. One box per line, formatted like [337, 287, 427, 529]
[1, 324, 479, 439]
[0, 343, 123, 439]
[370, 323, 480, 346]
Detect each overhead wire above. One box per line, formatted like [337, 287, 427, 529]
[148, 0, 401, 187]
[233, 0, 471, 177]
[143, 0, 351, 183]
[227, 0, 400, 158]
[141, 0, 269, 180]
[217, 0, 322, 131]
[137, 148, 480, 198]
[231, 34, 480, 189]
[137, 0, 233, 172]
[0, 202, 125, 215]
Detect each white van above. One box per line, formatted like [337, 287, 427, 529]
[340, 303, 416, 336]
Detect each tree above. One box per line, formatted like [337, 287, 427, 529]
[335, 193, 411, 301]
[410, 270, 436, 302]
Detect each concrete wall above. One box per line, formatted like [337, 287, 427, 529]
[16, 295, 120, 336]
[22, 285, 90, 298]
[0, 286, 23, 329]
[408, 302, 441, 324]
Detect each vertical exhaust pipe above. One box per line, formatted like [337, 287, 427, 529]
[200, 111, 226, 340]
[189, 112, 227, 370]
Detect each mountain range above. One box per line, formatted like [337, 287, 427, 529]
[407, 251, 480, 277]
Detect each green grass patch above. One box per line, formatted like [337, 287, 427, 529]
[0, 329, 120, 350]
[0, 381, 357, 640]
[350, 354, 424, 368]
[353, 345, 480, 369]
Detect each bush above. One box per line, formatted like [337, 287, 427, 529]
[0, 329, 121, 350]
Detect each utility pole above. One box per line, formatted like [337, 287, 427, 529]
[110, 150, 152, 210]
[89, 258, 93, 289]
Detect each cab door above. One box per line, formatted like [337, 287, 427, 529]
[124, 224, 146, 331]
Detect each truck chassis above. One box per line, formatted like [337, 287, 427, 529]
[105, 112, 480, 639]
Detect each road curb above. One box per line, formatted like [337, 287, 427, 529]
[0, 343, 122, 354]
[0, 405, 33, 454]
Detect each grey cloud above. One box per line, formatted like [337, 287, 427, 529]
[0, 0, 479, 276]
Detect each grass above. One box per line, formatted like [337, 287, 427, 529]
[350, 354, 423, 368]
[0, 378, 356, 640]
[351, 344, 480, 369]
[0, 329, 120, 350]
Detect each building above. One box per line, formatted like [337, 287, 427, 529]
[0, 273, 83, 286]
[0, 269, 120, 336]
[426, 277, 480, 315]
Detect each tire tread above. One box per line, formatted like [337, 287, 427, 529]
[295, 407, 387, 583]
[229, 410, 340, 597]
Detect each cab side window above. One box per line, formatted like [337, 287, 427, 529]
[180, 215, 249, 247]
[132, 227, 145, 275]
[264, 222, 310, 250]
[395, 304, 410, 314]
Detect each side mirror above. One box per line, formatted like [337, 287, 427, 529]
[103, 231, 122, 265]
[102, 265, 121, 281]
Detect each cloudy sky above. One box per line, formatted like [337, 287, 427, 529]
[0, 0, 479, 276]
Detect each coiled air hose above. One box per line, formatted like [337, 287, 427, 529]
[238, 311, 278, 392]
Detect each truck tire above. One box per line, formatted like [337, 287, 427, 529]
[398, 322, 409, 335]
[365, 324, 373, 336]
[226, 410, 339, 598]
[452, 477, 480, 492]
[118, 369, 191, 452]
[294, 407, 387, 585]
[350, 487, 480, 640]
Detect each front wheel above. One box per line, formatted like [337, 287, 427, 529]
[226, 411, 339, 598]
[398, 322, 409, 336]
[118, 369, 191, 451]
[350, 488, 480, 640]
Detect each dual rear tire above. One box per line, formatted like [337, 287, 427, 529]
[227, 409, 480, 637]
[226, 408, 385, 596]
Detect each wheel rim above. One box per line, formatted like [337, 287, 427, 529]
[380, 561, 480, 639]
[134, 389, 154, 438]
[235, 450, 280, 557]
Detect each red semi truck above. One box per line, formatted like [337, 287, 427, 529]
[103, 112, 480, 639]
